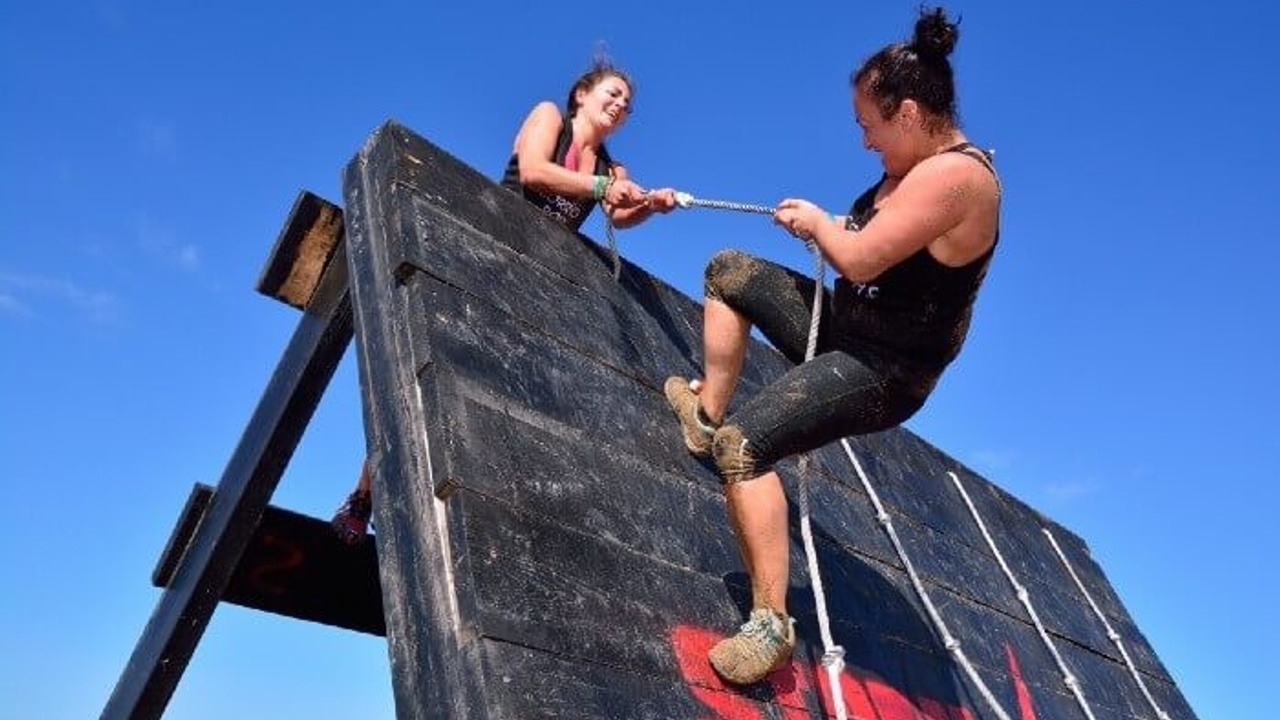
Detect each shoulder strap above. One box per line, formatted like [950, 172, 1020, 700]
[551, 118, 574, 165]
[596, 143, 615, 175]
[943, 141, 997, 177]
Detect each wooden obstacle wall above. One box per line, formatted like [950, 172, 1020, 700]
[339, 121, 1197, 720]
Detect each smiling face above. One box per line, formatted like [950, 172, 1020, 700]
[853, 80, 913, 177]
[574, 74, 632, 135]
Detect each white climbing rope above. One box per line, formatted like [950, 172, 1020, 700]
[674, 191, 848, 718]
[841, 441, 1014, 720]
[1043, 528, 1172, 720]
[948, 471, 1098, 720]
[792, 216, 1012, 720]
[675, 191, 776, 216]
[794, 242, 849, 720]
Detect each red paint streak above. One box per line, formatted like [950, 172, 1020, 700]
[812, 664, 878, 720]
[1005, 643, 1039, 720]
[245, 532, 305, 595]
[865, 676, 925, 719]
[671, 624, 1044, 720]
[919, 698, 954, 720]
[670, 625, 766, 720]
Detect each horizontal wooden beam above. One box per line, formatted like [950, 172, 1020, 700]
[154, 484, 385, 636]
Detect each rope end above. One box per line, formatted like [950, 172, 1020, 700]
[675, 191, 694, 209]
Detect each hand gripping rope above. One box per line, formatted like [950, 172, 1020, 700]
[602, 191, 775, 279]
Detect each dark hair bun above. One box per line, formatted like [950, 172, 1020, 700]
[911, 7, 959, 60]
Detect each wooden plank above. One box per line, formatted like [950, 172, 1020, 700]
[256, 190, 345, 310]
[407, 271, 1032, 610]
[481, 637, 847, 720]
[452, 490, 1105, 720]
[100, 236, 354, 720]
[432, 390, 742, 575]
[341, 121, 494, 720]
[152, 484, 384, 636]
[395, 190, 780, 395]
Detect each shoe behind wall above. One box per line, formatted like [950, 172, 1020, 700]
[331, 490, 372, 545]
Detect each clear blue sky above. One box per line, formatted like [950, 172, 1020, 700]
[2, 2, 1274, 719]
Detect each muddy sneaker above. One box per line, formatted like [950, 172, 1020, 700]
[664, 376, 717, 458]
[709, 608, 796, 685]
[330, 490, 372, 545]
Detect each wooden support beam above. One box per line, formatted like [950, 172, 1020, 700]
[100, 237, 353, 720]
[257, 190, 345, 310]
[153, 484, 384, 636]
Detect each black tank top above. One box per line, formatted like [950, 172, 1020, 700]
[500, 118, 613, 231]
[833, 142, 1000, 374]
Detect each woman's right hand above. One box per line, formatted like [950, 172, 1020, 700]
[604, 178, 649, 208]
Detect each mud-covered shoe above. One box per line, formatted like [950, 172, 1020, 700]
[709, 608, 796, 685]
[664, 376, 717, 458]
[330, 490, 372, 545]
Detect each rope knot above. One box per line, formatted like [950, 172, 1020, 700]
[821, 645, 846, 671]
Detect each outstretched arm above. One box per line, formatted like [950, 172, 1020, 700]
[512, 102, 601, 199]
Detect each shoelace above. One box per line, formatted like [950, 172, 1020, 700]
[738, 613, 781, 644]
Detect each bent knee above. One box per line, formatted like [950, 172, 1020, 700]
[704, 249, 758, 303]
[712, 424, 768, 485]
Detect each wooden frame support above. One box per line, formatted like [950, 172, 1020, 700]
[99, 242, 353, 720]
[152, 483, 384, 636]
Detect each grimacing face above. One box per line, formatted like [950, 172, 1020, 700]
[576, 75, 632, 134]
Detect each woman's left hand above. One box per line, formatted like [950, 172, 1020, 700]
[774, 198, 826, 241]
[645, 188, 678, 214]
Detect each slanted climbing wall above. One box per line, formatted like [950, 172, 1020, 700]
[341, 121, 1196, 720]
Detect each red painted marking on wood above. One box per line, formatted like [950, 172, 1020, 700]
[1005, 643, 1039, 720]
[811, 662, 878, 719]
[245, 532, 305, 595]
[672, 624, 1043, 720]
[865, 676, 926, 719]
[919, 697, 955, 720]
[671, 625, 767, 720]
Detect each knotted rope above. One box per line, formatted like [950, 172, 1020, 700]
[950, 471, 1097, 720]
[673, 190, 846, 718]
[1044, 528, 1172, 720]
[603, 192, 774, 280]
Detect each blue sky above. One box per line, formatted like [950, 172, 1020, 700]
[2, 2, 1275, 719]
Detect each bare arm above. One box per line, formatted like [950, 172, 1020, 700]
[513, 101, 600, 199]
[776, 153, 997, 282]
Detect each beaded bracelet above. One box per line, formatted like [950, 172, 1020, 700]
[591, 175, 610, 201]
